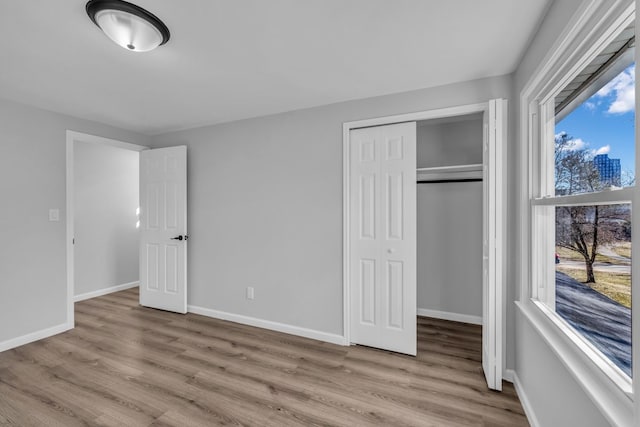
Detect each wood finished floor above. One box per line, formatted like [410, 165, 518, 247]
[0, 289, 528, 426]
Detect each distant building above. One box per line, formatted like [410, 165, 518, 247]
[593, 154, 621, 186]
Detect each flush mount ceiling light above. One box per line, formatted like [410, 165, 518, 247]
[86, 0, 170, 52]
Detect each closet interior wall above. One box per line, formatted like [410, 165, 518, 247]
[417, 114, 483, 322]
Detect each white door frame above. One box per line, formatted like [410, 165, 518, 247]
[342, 101, 506, 371]
[65, 130, 148, 327]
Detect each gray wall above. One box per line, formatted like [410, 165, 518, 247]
[510, 0, 611, 425]
[417, 182, 482, 318]
[0, 1, 614, 422]
[417, 117, 483, 168]
[417, 118, 483, 318]
[515, 313, 610, 427]
[150, 75, 510, 337]
[0, 98, 149, 344]
[0, 68, 509, 352]
[74, 142, 139, 297]
[0, 2, 620, 422]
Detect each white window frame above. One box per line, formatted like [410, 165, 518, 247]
[517, 1, 637, 426]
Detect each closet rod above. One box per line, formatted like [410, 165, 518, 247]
[417, 178, 483, 184]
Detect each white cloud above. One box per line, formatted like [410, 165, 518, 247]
[584, 101, 596, 111]
[556, 131, 592, 152]
[595, 65, 635, 114]
[557, 136, 587, 151]
[593, 145, 610, 155]
[567, 138, 587, 151]
[608, 84, 634, 113]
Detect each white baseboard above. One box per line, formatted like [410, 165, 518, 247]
[503, 368, 515, 383]
[74, 281, 139, 302]
[187, 305, 347, 346]
[417, 308, 482, 325]
[0, 322, 72, 353]
[512, 371, 541, 427]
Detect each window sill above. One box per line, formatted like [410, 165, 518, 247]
[516, 299, 633, 427]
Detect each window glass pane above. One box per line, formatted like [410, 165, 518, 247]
[555, 64, 635, 195]
[555, 203, 631, 377]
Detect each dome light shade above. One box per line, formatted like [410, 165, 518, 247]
[86, 0, 170, 52]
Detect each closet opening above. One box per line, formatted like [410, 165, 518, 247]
[416, 113, 484, 326]
[343, 100, 506, 390]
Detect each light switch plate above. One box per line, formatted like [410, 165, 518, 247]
[49, 209, 60, 222]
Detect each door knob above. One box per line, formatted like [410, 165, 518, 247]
[387, 248, 396, 254]
[171, 235, 188, 241]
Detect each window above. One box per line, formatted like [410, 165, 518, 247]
[534, 29, 634, 382]
[521, 0, 636, 419]
[551, 58, 635, 378]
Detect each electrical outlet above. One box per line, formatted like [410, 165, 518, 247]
[246, 287, 255, 300]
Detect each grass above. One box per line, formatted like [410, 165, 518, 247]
[555, 246, 618, 264]
[612, 242, 632, 259]
[557, 266, 631, 308]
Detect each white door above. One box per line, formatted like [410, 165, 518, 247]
[349, 122, 417, 356]
[139, 146, 188, 313]
[482, 99, 506, 390]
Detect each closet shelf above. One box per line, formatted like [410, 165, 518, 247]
[417, 163, 483, 182]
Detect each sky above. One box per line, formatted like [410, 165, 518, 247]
[555, 63, 635, 176]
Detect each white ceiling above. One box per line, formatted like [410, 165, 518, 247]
[0, 0, 550, 135]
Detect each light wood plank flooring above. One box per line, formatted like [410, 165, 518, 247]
[0, 288, 528, 426]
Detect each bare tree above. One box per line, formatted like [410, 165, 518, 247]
[554, 132, 601, 195]
[621, 169, 636, 187]
[554, 133, 619, 283]
[556, 205, 622, 282]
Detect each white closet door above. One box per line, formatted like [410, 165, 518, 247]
[139, 146, 188, 314]
[349, 122, 417, 356]
[482, 99, 506, 390]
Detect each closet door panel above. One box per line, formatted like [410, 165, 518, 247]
[359, 174, 376, 240]
[481, 98, 506, 391]
[386, 260, 404, 329]
[385, 172, 404, 240]
[349, 122, 416, 356]
[351, 134, 381, 331]
[359, 258, 376, 325]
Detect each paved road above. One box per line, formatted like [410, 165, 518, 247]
[556, 271, 631, 376]
[558, 259, 630, 274]
[598, 245, 631, 263]
[557, 245, 631, 274]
